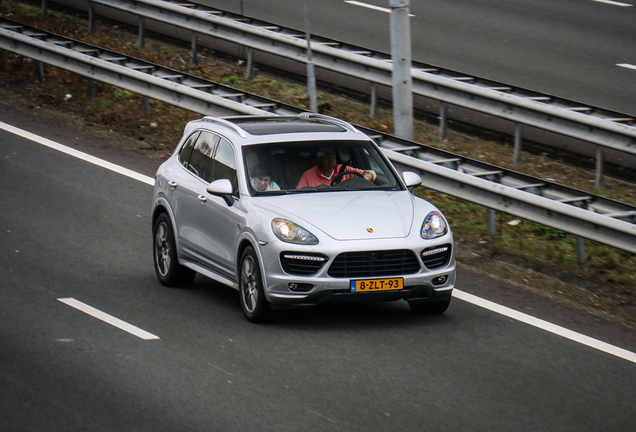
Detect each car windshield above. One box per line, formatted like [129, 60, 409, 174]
[243, 140, 402, 194]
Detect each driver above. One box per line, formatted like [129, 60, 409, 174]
[296, 146, 376, 188]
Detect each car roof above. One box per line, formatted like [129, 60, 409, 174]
[183, 114, 367, 145]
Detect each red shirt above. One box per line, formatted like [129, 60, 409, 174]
[296, 164, 376, 188]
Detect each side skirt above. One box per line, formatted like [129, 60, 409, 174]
[181, 259, 239, 290]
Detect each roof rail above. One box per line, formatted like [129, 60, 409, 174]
[297, 112, 360, 134]
[201, 116, 247, 138]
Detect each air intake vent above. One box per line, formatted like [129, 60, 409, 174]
[328, 250, 420, 278]
[280, 252, 328, 276]
[420, 245, 451, 269]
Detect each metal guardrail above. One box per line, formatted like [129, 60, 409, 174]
[1, 18, 635, 254]
[0, 23, 287, 117]
[76, 0, 636, 159]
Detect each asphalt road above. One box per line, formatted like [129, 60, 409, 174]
[1, 105, 636, 430]
[198, 0, 636, 115]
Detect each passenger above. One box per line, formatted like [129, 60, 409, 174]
[250, 164, 281, 192]
[296, 146, 376, 188]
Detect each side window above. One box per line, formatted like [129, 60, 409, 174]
[188, 132, 219, 180]
[178, 131, 200, 169]
[208, 138, 238, 195]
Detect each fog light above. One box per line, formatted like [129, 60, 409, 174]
[288, 283, 314, 292]
[432, 275, 448, 285]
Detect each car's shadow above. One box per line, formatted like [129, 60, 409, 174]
[181, 275, 453, 331]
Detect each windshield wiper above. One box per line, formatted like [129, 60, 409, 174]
[258, 185, 399, 194]
[254, 189, 294, 195]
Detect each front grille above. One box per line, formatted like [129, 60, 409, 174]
[421, 244, 452, 269]
[280, 252, 328, 276]
[328, 250, 420, 278]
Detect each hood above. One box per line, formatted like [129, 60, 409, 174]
[260, 191, 416, 240]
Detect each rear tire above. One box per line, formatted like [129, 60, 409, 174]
[153, 213, 196, 287]
[239, 246, 271, 323]
[408, 297, 451, 315]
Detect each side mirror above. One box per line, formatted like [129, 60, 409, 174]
[402, 171, 422, 188]
[206, 179, 234, 206]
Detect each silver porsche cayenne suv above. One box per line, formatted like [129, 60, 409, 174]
[152, 114, 455, 322]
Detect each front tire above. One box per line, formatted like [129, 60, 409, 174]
[153, 213, 196, 287]
[239, 246, 271, 323]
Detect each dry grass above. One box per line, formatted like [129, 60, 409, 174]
[1, 1, 634, 327]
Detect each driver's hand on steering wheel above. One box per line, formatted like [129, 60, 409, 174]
[362, 171, 374, 181]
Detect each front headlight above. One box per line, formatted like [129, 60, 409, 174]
[272, 218, 319, 245]
[421, 211, 447, 239]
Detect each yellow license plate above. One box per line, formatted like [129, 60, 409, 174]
[350, 277, 404, 292]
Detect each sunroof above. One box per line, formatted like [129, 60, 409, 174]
[231, 118, 346, 135]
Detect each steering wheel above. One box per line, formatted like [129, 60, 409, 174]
[330, 170, 365, 186]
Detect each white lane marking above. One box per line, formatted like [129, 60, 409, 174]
[0, 121, 154, 186]
[453, 289, 636, 364]
[617, 63, 636, 70]
[345, 1, 390, 13]
[58, 298, 159, 340]
[3, 121, 635, 363]
[592, 0, 632, 6]
[344, 1, 415, 16]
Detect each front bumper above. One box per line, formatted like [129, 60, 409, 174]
[267, 284, 454, 308]
[258, 236, 456, 308]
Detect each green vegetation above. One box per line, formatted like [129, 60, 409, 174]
[0, 0, 634, 326]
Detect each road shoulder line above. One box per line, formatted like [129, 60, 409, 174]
[454, 289, 636, 364]
[0, 121, 154, 186]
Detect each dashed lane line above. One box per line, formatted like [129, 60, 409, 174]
[618, 63, 636, 71]
[58, 298, 160, 340]
[344, 1, 415, 16]
[592, 0, 633, 6]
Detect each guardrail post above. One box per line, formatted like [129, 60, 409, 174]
[595, 146, 605, 190]
[37, 61, 44, 80]
[439, 102, 448, 141]
[137, 16, 145, 50]
[389, 0, 414, 140]
[303, 0, 318, 112]
[143, 96, 150, 118]
[370, 83, 378, 118]
[41, 0, 48, 19]
[513, 123, 522, 165]
[576, 237, 586, 263]
[245, 48, 254, 81]
[88, 78, 95, 98]
[488, 208, 497, 236]
[88, 2, 95, 33]
[191, 32, 198, 65]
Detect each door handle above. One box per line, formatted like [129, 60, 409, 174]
[168, 180, 177, 190]
[198, 195, 207, 203]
